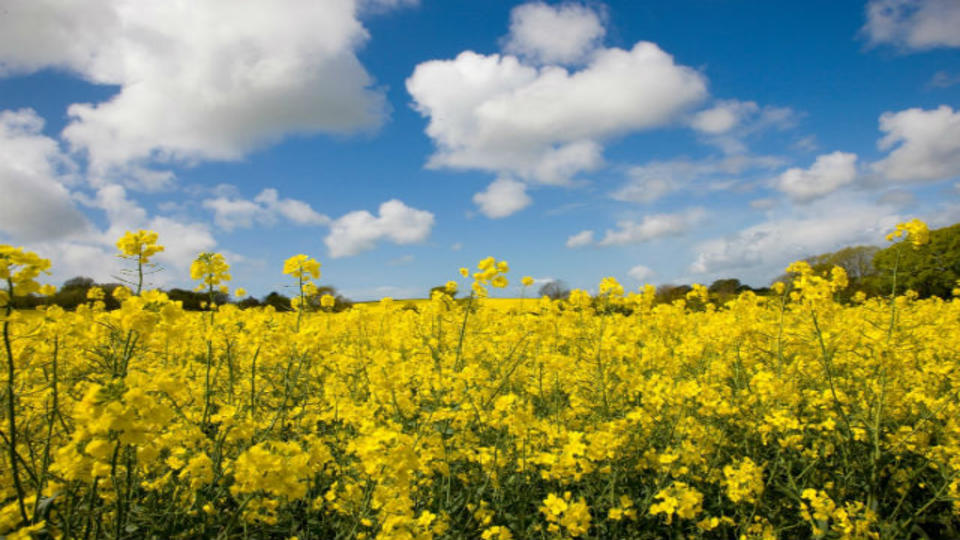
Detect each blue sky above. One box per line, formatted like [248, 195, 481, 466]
[1, 0, 959, 300]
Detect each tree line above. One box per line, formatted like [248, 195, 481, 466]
[8, 277, 353, 313]
[10, 221, 959, 311]
[439, 221, 959, 306]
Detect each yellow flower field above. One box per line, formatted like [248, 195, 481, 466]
[2, 222, 960, 539]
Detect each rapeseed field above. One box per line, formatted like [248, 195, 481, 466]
[2, 221, 959, 538]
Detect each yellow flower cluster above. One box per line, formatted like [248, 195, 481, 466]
[190, 252, 231, 292]
[283, 253, 321, 280]
[0, 246, 52, 301]
[0, 219, 958, 538]
[648, 482, 703, 524]
[470, 256, 509, 296]
[886, 218, 930, 248]
[115, 230, 165, 261]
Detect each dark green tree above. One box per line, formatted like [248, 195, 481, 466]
[262, 291, 293, 311]
[873, 222, 960, 299]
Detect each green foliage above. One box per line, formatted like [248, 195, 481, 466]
[304, 285, 353, 312]
[262, 291, 293, 312]
[873, 222, 960, 298]
[772, 245, 885, 302]
[167, 288, 228, 311]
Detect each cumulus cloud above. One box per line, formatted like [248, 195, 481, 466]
[203, 188, 329, 231]
[0, 0, 390, 173]
[472, 177, 532, 218]
[612, 154, 783, 204]
[627, 264, 655, 282]
[14, 182, 219, 287]
[149, 216, 217, 275]
[503, 2, 605, 65]
[325, 200, 434, 258]
[690, 196, 901, 278]
[872, 105, 960, 183]
[862, 0, 960, 50]
[88, 184, 217, 277]
[565, 230, 595, 248]
[0, 109, 90, 242]
[407, 42, 707, 186]
[775, 151, 859, 202]
[598, 207, 706, 246]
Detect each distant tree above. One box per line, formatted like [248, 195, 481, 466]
[538, 280, 570, 300]
[873, 222, 960, 299]
[810, 245, 880, 281]
[304, 285, 353, 312]
[654, 284, 691, 305]
[167, 288, 204, 311]
[237, 296, 262, 309]
[263, 291, 293, 312]
[708, 278, 742, 295]
[62, 276, 95, 290]
[772, 244, 886, 301]
[166, 288, 226, 311]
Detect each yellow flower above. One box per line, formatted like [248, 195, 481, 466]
[886, 218, 929, 248]
[540, 493, 568, 517]
[522, 276, 534, 287]
[116, 229, 165, 261]
[191, 252, 231, 289]
[283, 254, 321, 280]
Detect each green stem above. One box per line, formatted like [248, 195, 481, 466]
[3, 277, 28, 524]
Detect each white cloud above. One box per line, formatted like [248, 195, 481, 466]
[862, 0, 960, 50]
[503, 2, 605, 65]
[0, 0, 389, 173]
[325, 200, 434, 258]
[872, 105, 960, 183]
[691, 102, 800, 155]
[473, 177, 532, 218]
[0, 109, 90, 242]
[627, 264, 655, 282]
[148, 216, 217, 276]
[565, 230, 595, 248]
[598, 207, 706, 246]
[612, 154, 783, 204]
[775, 151, 859, 202]
[689, 100, 760, 134]
[203, 188, 329, 231]
[407, 42, 707, 186]
[17, 183, 218, 287]
[690, 196, 901, 278]
[85, 184, 217, 279]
